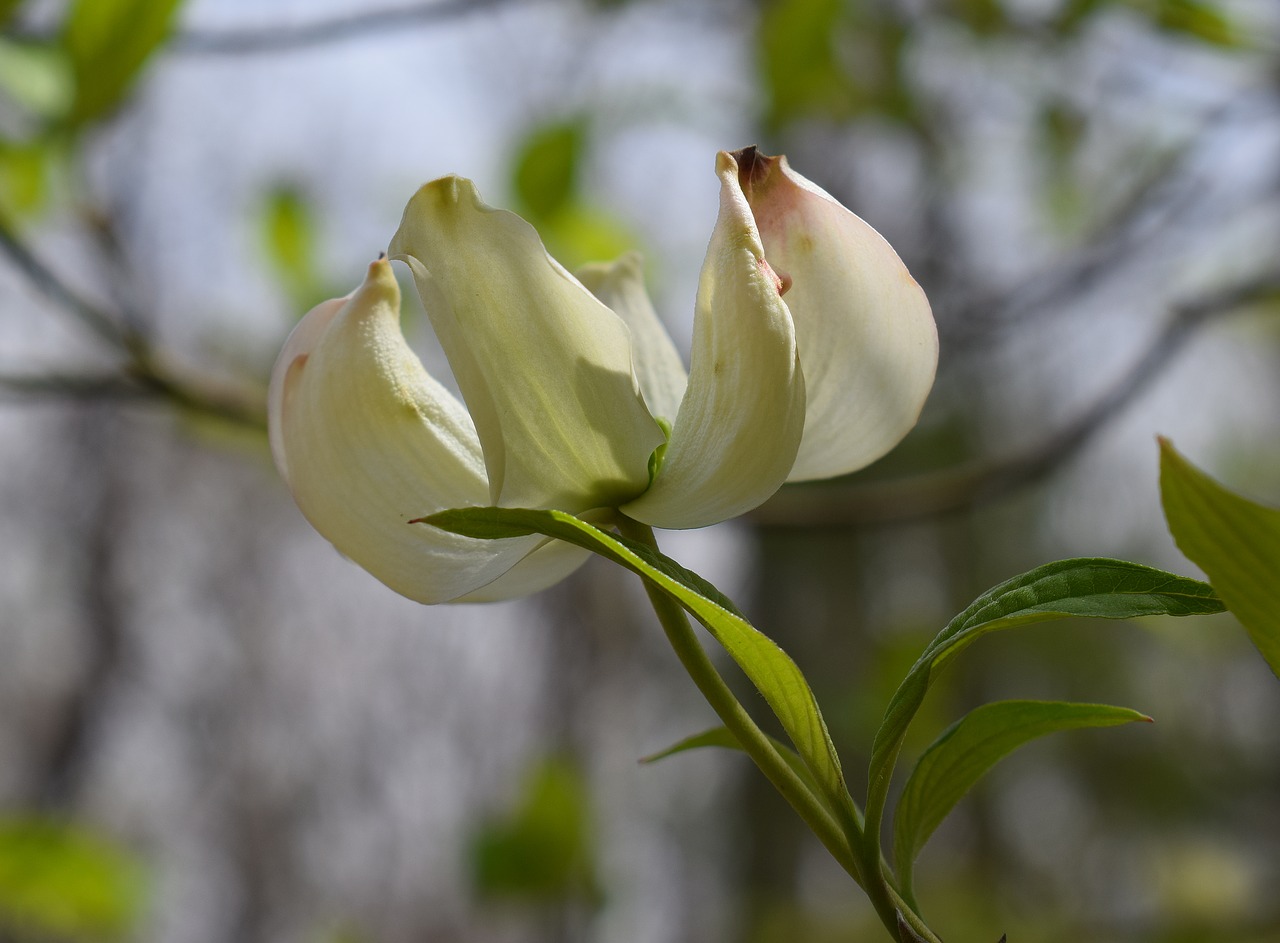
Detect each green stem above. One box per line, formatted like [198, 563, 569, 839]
[617, 517, 946, 943]
[887, 882, 940, 942]
[617, 516, 864, 887]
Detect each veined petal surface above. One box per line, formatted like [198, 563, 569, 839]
[268, 260, 590, 604]
[576, 252, 687, 425]
[388, 177, 665, 511]
[624, 151, 806, 530]
[736, 148, 938, 482]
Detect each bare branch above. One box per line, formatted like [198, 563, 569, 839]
[751, 273, 1280, 528]
[942, 91, 1273, 354]
[172, 0, 519, 56]
[0, 224, 267, 429]
[0, 222, 129, 346]
[0, 364, 267, 429]
[0, 372, 148, 400]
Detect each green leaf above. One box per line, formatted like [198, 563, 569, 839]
[641, 725, 743, 763]
[865, 558, 1221, 857]
[1160, 439, 1280, 677]
[60, 0, 185, 125]
[641, 725, 832, 813]
[470, 756, 598, 903]
[893, 700, 1150, 876]
[0, 815, 146, 939]
[1151, 0, 1239, 48]
[511, 120, 584, 222]
[423, 507, 850, 817]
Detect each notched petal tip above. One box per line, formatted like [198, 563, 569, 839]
[423, 173, 468, 206]
[727, 145, 778, 195]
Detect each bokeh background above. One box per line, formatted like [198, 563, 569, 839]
[1, 0, 1279, 941]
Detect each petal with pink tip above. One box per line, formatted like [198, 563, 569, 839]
[737, 148, 938, 482]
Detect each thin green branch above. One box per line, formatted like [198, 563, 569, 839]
[617, 518, 946, 941]
[616, 516, 865, 887]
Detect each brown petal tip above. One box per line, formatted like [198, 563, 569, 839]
[730, 145, 778, 193]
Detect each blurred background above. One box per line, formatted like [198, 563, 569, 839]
[1, 0, 1279, 941]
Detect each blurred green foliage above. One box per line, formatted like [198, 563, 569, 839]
[0, 140, 52, 216]
[258, 183, 344, 314]
[508, 120, 638, 269]
[60, 0, 184, 125]
[758, 0, 914, 130]
[513, 121, 583, 221]
[0, 815, 146, 941]
[470, 756, 600, 905]
[757, 0, 1244, 137]
[0, 0, 186, 219]
[0, 0, 23, 29]
[1149, 0, 1239, 48]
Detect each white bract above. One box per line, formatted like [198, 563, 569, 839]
[268, 147, 937, 603]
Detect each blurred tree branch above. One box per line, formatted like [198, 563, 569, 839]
[942, 94, 1266, 354]
[754, 272, 1280, 528]
[0, 222, 267, 429]
[174, 0, 518, 56]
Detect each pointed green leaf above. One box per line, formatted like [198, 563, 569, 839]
[865, 558, 1221, 860]
[640, 726, 743, 763]
[1160, 439, 1280, 677]
[423, 507, 850, 816]
[893, 700, 1150, 876]
[640, 725, 832, 814]
[61, 0, 184, 125]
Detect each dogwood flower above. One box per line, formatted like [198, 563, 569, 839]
[268, 147, 937, 603]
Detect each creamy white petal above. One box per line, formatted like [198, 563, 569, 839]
[388, 177, 665, 512]
[735, 148, 938, 482]
[454, 530, 595, 603]
[623, 151, 807, 530]
[268, 260, 589, 604]
[576, 252, 688, 426]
